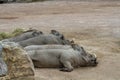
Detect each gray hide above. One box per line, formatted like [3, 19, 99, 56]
[18, 34, 65, 47]
[2, 30, 42, 42]
[24, 45, 72, 51]
[0, 44, 8, 77]
[26, 48, 98, 72]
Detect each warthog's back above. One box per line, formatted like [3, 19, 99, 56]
[24, 45, 72, 51]
[18, 34, 63, 47]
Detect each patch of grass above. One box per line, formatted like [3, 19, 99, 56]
[0, 28, 24, 40]
[12, 28, 24, 36]
[0, 32, 10, 40]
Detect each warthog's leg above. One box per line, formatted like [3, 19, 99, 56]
[60, 61, 73, 72]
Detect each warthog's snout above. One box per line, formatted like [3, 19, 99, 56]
[93, 61, 98, 67]
[90, 58, 98, 67]
[85, 53, 98, 67]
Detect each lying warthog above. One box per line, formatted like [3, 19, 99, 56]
[24, 45, 72, 51]
[18, 34, 71, 47]
[26, 47, 98, 72]
[2, 30, 43, 42]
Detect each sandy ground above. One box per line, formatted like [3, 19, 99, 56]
[0, 1, 120, 80]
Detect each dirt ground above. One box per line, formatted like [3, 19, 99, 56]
[0, 1, 120, 80]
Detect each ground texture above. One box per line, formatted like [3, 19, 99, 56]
[0, 1, 120, 80]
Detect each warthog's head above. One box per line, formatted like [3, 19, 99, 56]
[82, 52, 98, 67]
[72, 44, 98, 67]
[51, 30, 65, 40]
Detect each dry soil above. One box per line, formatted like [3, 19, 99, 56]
[0, 1, 120, 80]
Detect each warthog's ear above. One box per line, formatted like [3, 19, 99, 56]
[51, 30, 57, 33]
[51, 30, 60, 35]
[32, 31, 42, 36]
[51, 30, 65, 40]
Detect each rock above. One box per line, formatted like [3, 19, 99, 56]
[0, 44, 8, 77]
[0, 42, 35, 80]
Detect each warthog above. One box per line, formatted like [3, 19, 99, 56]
[2, 30, 43, 42]
[26, 47, 98, 72]
[18, 34, 71, 47]
[24, 45, 72, 51]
